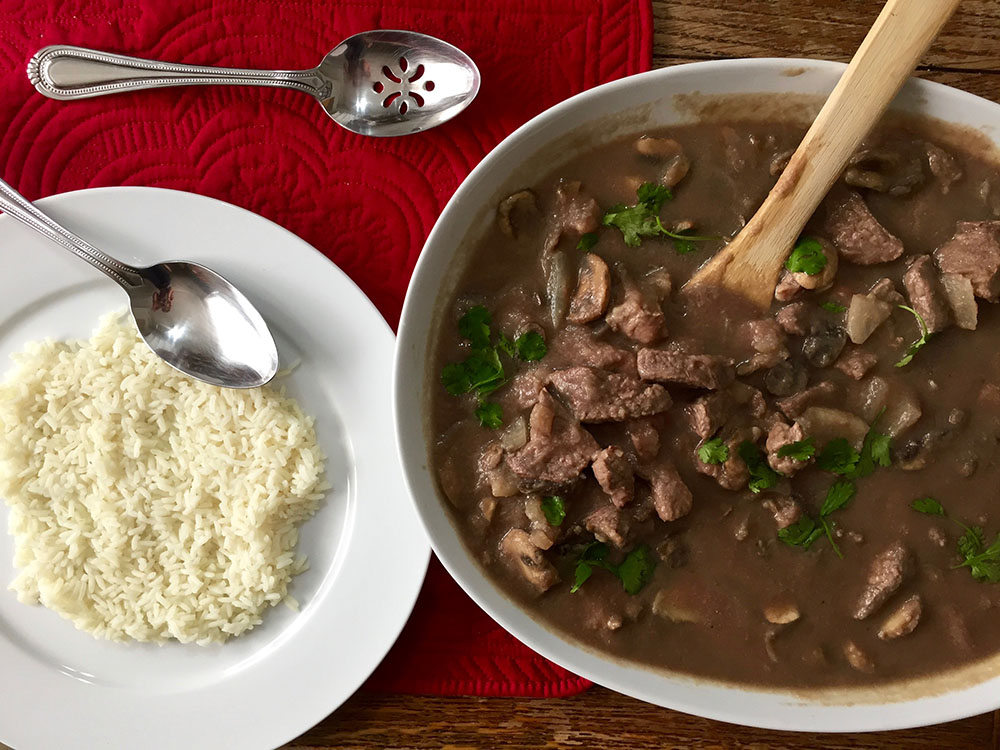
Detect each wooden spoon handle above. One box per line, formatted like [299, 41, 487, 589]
[688, 0, 963, 309]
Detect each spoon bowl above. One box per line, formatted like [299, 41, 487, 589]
[0, 177, 278, 388]
[27, 30, 481, 136]
[129, 261, 278, 388]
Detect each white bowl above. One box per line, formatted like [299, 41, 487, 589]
[393, 58, 1000, 732]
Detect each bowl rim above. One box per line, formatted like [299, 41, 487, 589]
[394, 56, 1000, 732]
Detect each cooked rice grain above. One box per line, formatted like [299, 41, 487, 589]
[0, 314, 326, 644]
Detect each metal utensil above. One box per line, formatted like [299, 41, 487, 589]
[27, 30, 480, 137]
[0, 178, 278, 388]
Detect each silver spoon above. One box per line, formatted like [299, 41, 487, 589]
[27, 30, 480, 137]
[0, 178, 278, 388]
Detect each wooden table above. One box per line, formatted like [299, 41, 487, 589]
[285, 2, 1000, 748]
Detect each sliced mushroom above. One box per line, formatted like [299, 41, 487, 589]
[764, 601, 801, 625]
[567, 252, 611, 324]
[497, 189, 537, 238]
[802, 327, 847, 368]
[791, 240, 838, 291]
[843, 640, 875, 673]
[878, 595, 922, 640]
[500, 529, 560, 593]
[764, 361, 809, 397]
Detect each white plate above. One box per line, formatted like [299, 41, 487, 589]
[0, 187, 429, 750]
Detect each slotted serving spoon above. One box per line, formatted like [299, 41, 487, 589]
[27, 30, 480, 137]
[686, 0, 963, 308]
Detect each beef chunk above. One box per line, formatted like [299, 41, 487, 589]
[500, 529, 559, 593]
[776, 301, 815, 336]
[765, 421, 812, 475]
[761, 495, 803, 530]
[606, 276, 667, 344]
[823, 188, 904, 265]
[774, 271, 804, 302]
[934, 220, 1000, 301]
[869, 277, 905, 305]
[686, 383, 766, 439]
[878, 595, 922, 640]
[854, 541, 914, 620]
[548, 366, 672, 423]
[567, 253, 611, 324]
[584, 504, 631, 548]
[695, 427, 756, 491]
[638, 347, 734, 390]
[543, 180, 601, 252]
[776, 381, 838, 420]
[478, 441, 519, 497]
[834, 347, 878, 380]
[506, 390, 599, 492]
[592, 446, 635, 507]
[641, 462, 694, 522]
[902, 255, 952, 333]
[550, 326, 637, 375]
[627, 418, 661, 462]
[506, 367, 552, 410]
[925, 143, 962, 193]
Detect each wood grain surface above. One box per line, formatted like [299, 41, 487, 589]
[286, 1, 1000, 748]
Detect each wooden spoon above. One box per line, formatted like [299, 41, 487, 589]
[685, 0, 962, 309]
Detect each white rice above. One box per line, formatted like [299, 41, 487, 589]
[0, 314, 326, 644]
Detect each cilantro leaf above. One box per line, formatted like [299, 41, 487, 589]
[570, 563, 593, 593]
[778, 517, 823, 548]
[474, 400, 503, 429]
[441, 362, 473, 395]
[541, 496, 566, 526]
[849, 411, 891, 479]
[496, 333, 516, 358]
[911, 496, 946, 516]
[738, 440, 782, 493]
[515, 330, 547, 362]
[816, 438, 861, 475]
[576, 232, 599, 251]
[616, 545, 656, 595]
[821, 301, 847, 313]
[462, 348, 506, 395]
[637, 182, 673, 211]
[784, 237, 827, 276]
[698, 437, 729, 465]
[820, 480, 857, 517]
[896, 305, 931, 368]
[820, 517, 844, 559]
[602, 183, 717, 252]
[957, 531, 1000, 583]
[777, 437, 815, 461]
[458, 306, 492, 349]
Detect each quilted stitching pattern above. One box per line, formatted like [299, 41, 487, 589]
[0, 0, 651, 697]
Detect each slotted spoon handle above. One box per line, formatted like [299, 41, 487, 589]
[27, 45, 327, 100]
[687, 0, 963, 309]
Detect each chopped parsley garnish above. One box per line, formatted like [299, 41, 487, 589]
[779, 480, 856, 559]
[698, 437, 729, 465]
[514, 330, 547, 361]
[441, 307, 549, 428]
[602, 182, 716, 253]
[777, 437, 815, 462]
[849, 410, 891, 479]
[737, 441, 782, 493]
[820, 480, 857, 517]
[778, 517, 823, 548]
[896, 304, 931, 368]
[474, 401, 503, 429]
[457, 305, 492, 349]
[911, 496, 946, 516]
[816, 438, 860, 475]
[577, 232, 599, 251]
[910, 496, 1000, 583]
[570, 542, 656, 595]
[784, 237, 827, 276]
[820, 301, 847, 313]
[541, 496, 566, 526]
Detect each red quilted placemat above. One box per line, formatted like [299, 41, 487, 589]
[0, 0, 651, 697]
